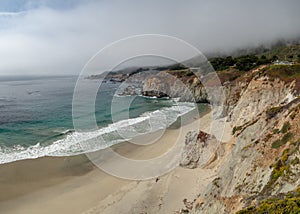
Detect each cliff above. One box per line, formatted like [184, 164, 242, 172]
[176, 64, 300, 213]
[141, 69, 209, 103]
[87, 45, 300, 213]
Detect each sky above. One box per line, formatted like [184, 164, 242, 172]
[0, 0, 300, 75]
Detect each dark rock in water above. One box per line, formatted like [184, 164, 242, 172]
[142, 90, 169, 98]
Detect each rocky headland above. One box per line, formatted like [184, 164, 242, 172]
[87, 44, 300, 213]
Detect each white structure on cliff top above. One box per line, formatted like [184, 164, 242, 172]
[273, 60, 294, 65]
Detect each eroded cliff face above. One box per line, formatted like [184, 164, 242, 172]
[194, 99, 300, 214]
[176, 66, 300, 214]
[228, 75, 297, 128]
[113, 64, 299, 213]
[141, 66, 298, 123]
[141, 70, 209, 103]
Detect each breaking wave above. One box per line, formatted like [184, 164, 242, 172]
[0, 103, 195, 164]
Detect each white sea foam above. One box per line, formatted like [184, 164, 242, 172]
[0, 103, 195, 164]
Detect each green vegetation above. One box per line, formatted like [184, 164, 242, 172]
[291, 157, 300, 165]
[236, 187, 300, 214]
[153, 45, 300, 89]
[210, 54, 271, 72]
[290, 139, 300, 162]
[272, 159, 286, 180]
[257, 44, 300, 62]
[281, 122, 291, 134]
[235, 55, 268, 71]
[263, 142, 300, 195]
[265, 101, 299, 122]
[263, 65, 300, 90]
[232, 126, 243, 135]
[210, 56, 236, 71]
[216, 69, 245, 83]
[207, 45, 300, 88]
[266, 106, 284, 119]
[238, 139, 300, 214]
[272, 132, 294, 148]
[261, 158, 286, 194]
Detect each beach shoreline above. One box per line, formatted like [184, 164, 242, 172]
[0, 111, 232, 214]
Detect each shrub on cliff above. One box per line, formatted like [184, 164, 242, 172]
[210, 54, 271, 72]
[266, 106, 284, 119]
[210, 56, 236, 71]
[272, 132, 294, 148]
[235, 55, 259, 71]
[281, 122, 291, 134]
[236, 188, 300, 214]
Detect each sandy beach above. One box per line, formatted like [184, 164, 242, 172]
[0, 112, 232, 214]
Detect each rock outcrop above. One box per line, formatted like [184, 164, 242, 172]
[141, 90, 169, 98]
[118, 85, 139, 96]
[228, 75, 297, 127]
[141, 71, 209, 103]
[178, 65, 300, 213]
[180, 131, 219, 169]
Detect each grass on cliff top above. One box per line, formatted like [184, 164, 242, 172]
[257, 64, 300, 93]
[257, 44, 300, 61]
[263, 64, 300, 88]
[217, 69, 246, 84]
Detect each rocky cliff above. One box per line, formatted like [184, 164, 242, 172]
[141, 70, 209, 103]
[93, 59, 300, 213]
[177, 64, 300, 213]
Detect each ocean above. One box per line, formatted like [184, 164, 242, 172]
[0, 76, 207, 164]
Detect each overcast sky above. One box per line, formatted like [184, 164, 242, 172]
[0, 0, 300, 75]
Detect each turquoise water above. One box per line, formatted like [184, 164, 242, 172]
[0, 76, 205, 164]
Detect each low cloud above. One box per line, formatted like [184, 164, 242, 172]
[0, 0, 300, 75]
